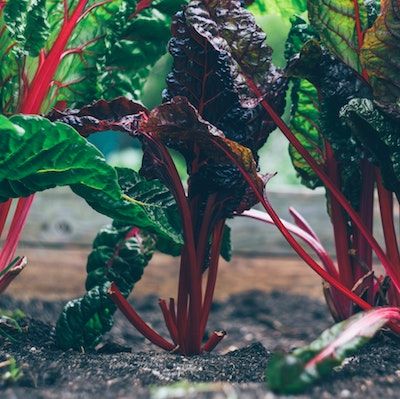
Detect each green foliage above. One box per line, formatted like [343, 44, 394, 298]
[285, 16, 323, 190]
[267, 309, 396, 394]
[98, 0, 187, 101]
[361, 0, 400, 117]
[248, 0, 306, 18]
[0, 0, 184, 114]
[307, 0, 372, 73]
[287, 40, 373, 209]
[340, 98, 400, 199]
[56, 224, 155, 350]
[0, 114, 182, 246]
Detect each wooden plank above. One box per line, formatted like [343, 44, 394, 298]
[7, 247, 324, 301]
[2, 187, 395, 256]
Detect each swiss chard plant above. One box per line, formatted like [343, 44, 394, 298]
[51, 0, 287, 354]
[242, 0, 400, 392]
[0, 0, 184, 290]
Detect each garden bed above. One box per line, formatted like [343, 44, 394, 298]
[1, 290, 399, 399]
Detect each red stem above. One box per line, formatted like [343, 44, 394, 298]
[108, 283, 175, 351]
[169, 298, 177, 326]
[212, 139, 373, 313]
[21, 0, 89, 114]
[200, 220, 225, 337]
[176, 248, 189, 354]
[144, 136, 201, 354]
[159, 299, 178, 346]
[245, 77, 400, 293]
[0, 196, 34, 270]
[325, 144, 354, 292]
[289, 207, 321, 243]
[202, 330, 226, 353]
[0, 199, 12, 238]
[376, 170, 400, 265]
[354, 160, 375, 279]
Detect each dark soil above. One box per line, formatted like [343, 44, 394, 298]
[0, 290, 399, 398]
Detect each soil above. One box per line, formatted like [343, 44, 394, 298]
[0, 290, 399, 399]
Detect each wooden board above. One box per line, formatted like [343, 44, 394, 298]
[9, 187, 394, 256]
[7, 247, 324, 301]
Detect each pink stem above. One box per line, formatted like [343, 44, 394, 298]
[21, 0, 90, 114]
[245, 77, 400, 293]
[0, 196, 34, 270]
[289, 207, 321, 243]
[212, 139, 373, 313]
[0, 199, 12, 238]
[307, 307, 400, 368]
[239, 209, 338, 279]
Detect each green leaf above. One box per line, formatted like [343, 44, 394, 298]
[267, 307, 400, 394]
[287, 40, 372, 209]
[97, 0, 187, 101]
[22, 0, 50, 56]
[248, 0, 307, 18]
[289, 79, 324, 189]
[340, 98, 400, 199]
[220, 225, 232, 262]
[112, 167, 183, 252]
[4, 0, 28, 43]
[361, 0, 400, 117]
[0, 114, 182, 246]
[307, 0, 372, 73]
[56, 225, 155, 350]
[1, 0, 183, 114]
[285, 16, 324, 189]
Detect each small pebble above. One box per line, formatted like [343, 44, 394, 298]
[340, 389, 352, 398]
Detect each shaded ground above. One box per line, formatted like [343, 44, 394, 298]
[0, 290, 399, 399]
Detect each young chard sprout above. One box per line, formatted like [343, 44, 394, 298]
[267, 307, 400, 394]
[50, 0, 287, 355]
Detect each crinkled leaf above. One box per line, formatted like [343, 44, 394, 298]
[141, 96, 265, 217]
[307, 0, 379, 73]
[285, 16, 324, 189]
[287, 40, 372, 209]
[248, 0, 306, 18]
[361, 0, 400, 117]
[97, 0, 187, 101]
[267, 308, 400, 394]
[47, 97, 149, 137]
[55, 225, 155, 350]
[289, 79, 324, 189]
[113, 167, 182, 255]
[0, 114, 182, 246]
[340, 98, 400, 199]
[164, 0, 286, 154]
